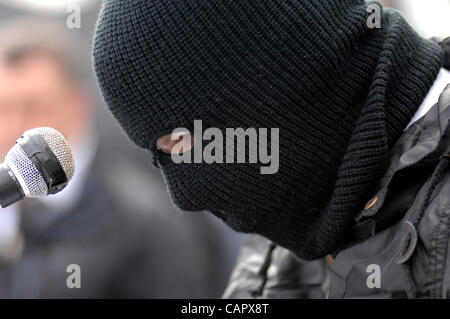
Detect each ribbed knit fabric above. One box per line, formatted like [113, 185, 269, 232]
[93, 0, 443, 260]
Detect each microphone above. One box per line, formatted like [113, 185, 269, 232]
[0, 127, 75, 208]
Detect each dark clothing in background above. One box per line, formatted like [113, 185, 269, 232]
[224, 84, 450, 299]
[0, 143, 228, 298]
[223, 235, 329, 299]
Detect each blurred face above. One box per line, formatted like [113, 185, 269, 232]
[0, 53, 90, 158]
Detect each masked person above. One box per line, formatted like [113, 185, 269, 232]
[93, 0, 450, 298]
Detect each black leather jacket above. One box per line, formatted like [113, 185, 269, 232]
[223, 83, 450, 299]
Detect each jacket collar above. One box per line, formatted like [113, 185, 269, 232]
[354, 84, 450, 225]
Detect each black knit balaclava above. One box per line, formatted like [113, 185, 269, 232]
[93, 0, 443, 260]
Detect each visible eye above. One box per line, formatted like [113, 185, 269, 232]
[156, 131, 194, 155]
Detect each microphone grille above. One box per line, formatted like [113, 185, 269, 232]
[30, 127, 75, 181]
[6, 145, 48, 197]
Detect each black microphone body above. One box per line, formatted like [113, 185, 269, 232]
[0, 164, 24, 208]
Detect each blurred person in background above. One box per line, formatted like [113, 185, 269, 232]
[0, 19, 232, 298]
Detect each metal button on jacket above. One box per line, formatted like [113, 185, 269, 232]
[364, 196, 379, 211]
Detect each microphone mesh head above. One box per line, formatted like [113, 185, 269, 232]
[5, 127, 75, 198]
[32, 127, 75, 181]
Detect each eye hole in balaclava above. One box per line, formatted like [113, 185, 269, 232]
[151, 131, 193, 167]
